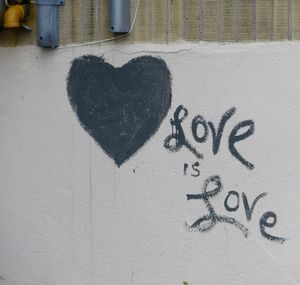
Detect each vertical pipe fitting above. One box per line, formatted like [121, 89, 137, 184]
[36, 0, 64, 48]
[109, 0, 130, 33]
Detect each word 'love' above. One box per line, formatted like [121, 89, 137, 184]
[186, 175, 286, 243]
[164, 105, 254, 169]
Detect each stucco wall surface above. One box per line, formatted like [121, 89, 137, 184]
[0, 42, 300, 285]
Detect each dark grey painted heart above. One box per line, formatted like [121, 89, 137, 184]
[67, 55, 172, 166]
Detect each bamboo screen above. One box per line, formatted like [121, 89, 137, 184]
[1, 0, 300, 46]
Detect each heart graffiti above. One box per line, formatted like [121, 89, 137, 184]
[67, 55, 172, 166]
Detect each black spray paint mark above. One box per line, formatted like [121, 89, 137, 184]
[229, 120, 255, 170]
[260, 212, 286, 244]
[164, 105, 203, 159]
[67, 55, 172, 166]
[183, 161, 201, 177]
[192, 115, 209, 143]
[185, 175, 249, 237]
[164, 105, 255, 170]
[242, 192, 267, 221]
[208, 107, 236, 155]
[224, 191, 240, 212]
[224, 191, 268, 221]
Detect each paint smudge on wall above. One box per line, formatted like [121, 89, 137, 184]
[67, 55, 172, 166]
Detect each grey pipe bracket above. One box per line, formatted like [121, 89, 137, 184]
[37, 0, 65, 48]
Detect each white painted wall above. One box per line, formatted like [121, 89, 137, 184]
[1, 43, 300, 285]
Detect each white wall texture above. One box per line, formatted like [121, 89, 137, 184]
[1, 43, 300, 285]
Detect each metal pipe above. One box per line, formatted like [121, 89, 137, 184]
[109, 0, 130, 33]
[36, 0, 64, 48]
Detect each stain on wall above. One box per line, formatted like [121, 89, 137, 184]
[67, 55, 172, 166]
